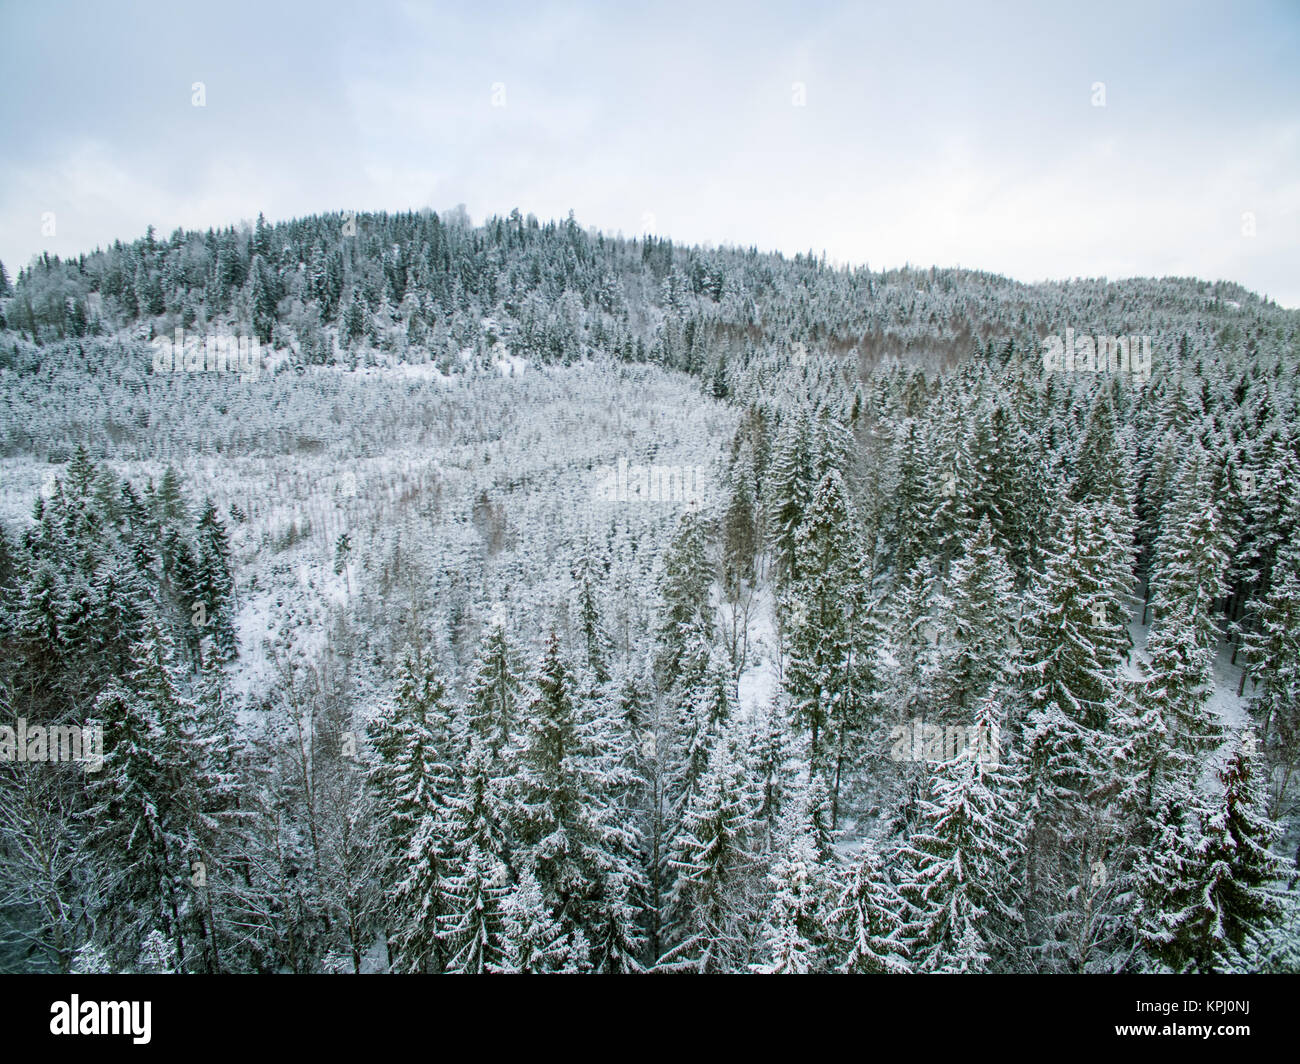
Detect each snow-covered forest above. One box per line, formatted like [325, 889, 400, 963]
[0, 208, 1297, 974]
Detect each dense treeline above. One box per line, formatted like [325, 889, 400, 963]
[0, 209, 1297, 973]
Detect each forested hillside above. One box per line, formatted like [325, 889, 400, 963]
[0, 208, 1297, 973]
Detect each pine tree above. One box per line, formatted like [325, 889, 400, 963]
[85, 631, 220, 971]
[830, 841, 911, 973]
[668, 645, 733, 820]
[886, 419, 937, 578]
[492, 871, 575, 973]
[464, 619, 524, 757]
[897, 701, 1023, 973]
[1238, 525, 1300, 796]
[195, 499, 236, 662]
[783, 470, 876, 818]
[333, 532, 352, 594]
[720, 454, 758, 596]
[1136, 735, 1286, 972]
[439, 739, 511, 973]
[1134, 608, 1222, 788]
[155, 466, 188, 525]
[1196, 735, 1288, 968]
[1017, 504, 1123, 731]
[755, 831, 829, 973]
[932, 515, 1017, 713]
[654, 510, 714, 695]
[658, 735, 761, 972]
[574, 561, 613, 687]
[366, 647, 458, 973]
[767, 409, 814, 586]
[514, 632, 642, 968]
[1150, 453, 1229, 651]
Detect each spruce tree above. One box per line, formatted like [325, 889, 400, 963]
[783, 469, 876, 818]
[658, 735, 761, 972]
[897, 699, 1023, 973]
[464, 619, 524, 757]
[654, 510, 714, 695]
[830, 841, 911, 973]
[1150, 453, 1230, 651]
[767, 409, 814, 586]
[932, 515, 1017, 713]
[439, 739, 511, 973]
[366, 647, 458, 973]
[85, 631, 219, 972]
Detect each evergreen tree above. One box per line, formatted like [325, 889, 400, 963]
[85, 631, 221, 971]
[897, 700, 1023, 973]
[439, 739, 511, 973]
[1150, 454, 1230, 651]
[783, 470, 876, 819]
[654, 511, 714, 695]
[464, 619, 524, 757]
[1238, 526, 1300, 798]
[830, 841, 911, 973]
[1134, 740, 1285, 975]
[932, 515, 1017, 713]
[658, 735, 761, 972]
[514, 632, 642, 969]
[755, 831, 829, 973]
[767, 409, 814, 586]
[195, 499, 236, 662]
[367, 647, 458, 973]
[492, 871, 577, 973]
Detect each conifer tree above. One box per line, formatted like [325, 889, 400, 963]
[1238, 526, 1300, 797]
[492, 871, 576, 973]
[783, 470, 876, 818]
[897, 699, 1023, 973]
[932, 515, 1017, 713]
[366, 647, 458, 973]
[464, 619, 524, 757]
[659, 736, 761, 972]
[767, 409, 814, 586]
[755, 831, 829, 973]
[515, 633, 642, 969]
[830, 841, 911, 973]
[439, 739, 511, 973]
[1132, 608, 1222, 792]
[1150, 454, 1229, 651]
[195, 499, 236, 662]
[85, 631, 220, 972]
[654, 510, 714, 695]
[1135, 738, 1285, 973]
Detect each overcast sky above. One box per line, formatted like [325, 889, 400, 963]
[2, 0, 1297, 305]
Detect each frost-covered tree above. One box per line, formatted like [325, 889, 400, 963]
[1136, 738, 1287, 973]
[767, 409, 814, 586]
[84, 631, 222, 972]
[932, 515, 1017, 713]
[1150, 453, 1230, 651]
[659, 735, 761, 972]
[897, 699, 1023, 973]
[439, 739, 511, 973]
[783, 469, 877, 817]
[367, 647, 458, 973]
[464, 620, 524, 757]
[654, 511, 714, 695]
[829, 841, 911, 973]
